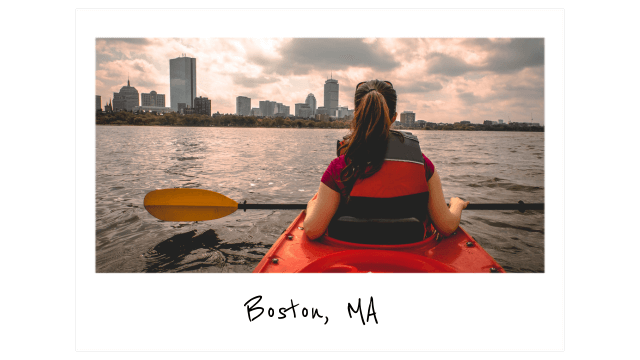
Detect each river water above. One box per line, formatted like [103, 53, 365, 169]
[96, 126, 544, 273]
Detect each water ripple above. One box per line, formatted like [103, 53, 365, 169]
[97, 127, 544, 273]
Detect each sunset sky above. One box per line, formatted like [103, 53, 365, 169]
[96, 38, 544, 124]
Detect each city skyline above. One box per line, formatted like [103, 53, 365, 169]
[96, 38, 544, 124]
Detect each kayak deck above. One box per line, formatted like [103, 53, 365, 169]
[253, 211, 505, 273]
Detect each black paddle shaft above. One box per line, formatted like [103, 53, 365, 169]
[237, 201, 543, 213]
[238, 203, 307, 210]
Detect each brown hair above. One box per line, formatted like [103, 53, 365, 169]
[338, 80, 398, 202]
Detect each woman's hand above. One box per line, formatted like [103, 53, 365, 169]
[449, 197, 469, 211]
[427, 170, 469, 237]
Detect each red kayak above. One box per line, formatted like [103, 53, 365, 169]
[253, 211, 505, 273]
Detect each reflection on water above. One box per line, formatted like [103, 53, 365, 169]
[96, 126, 544, 273]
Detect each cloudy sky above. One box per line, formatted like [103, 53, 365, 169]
[96, 38, 544, 124]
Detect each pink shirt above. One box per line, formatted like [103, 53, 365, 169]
[321, 154, 435, 195]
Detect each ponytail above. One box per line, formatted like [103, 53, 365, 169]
[339, 90, 392, 202]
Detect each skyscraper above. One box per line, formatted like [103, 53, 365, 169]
[170, 55, 196, 111]
[96, 95, 101, 111]
[305, 93, 317, 116]
[236, 96, 251, 116]
[323, 75, 339, 117]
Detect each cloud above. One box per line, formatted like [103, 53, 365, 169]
[427, 39, 543, 77]
[427, 53, 476, 76]
[97, 38, 152, 46]
[457, 91, 483, 105]
[460, 38, 544, 74]
[251, 38, 400, 75]
[231, 74, 279, 88]
[396, 81, 443, 94]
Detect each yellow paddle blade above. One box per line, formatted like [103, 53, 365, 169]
[144, 189, 238, 221]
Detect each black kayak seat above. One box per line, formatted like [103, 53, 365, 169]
[336, 216, 422, 224]
[328, 216, 425, 245]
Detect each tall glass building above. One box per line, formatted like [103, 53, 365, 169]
[323, 78, 339, 117]
[170, 55, 196, 111]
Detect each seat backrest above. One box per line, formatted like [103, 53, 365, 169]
[328, 216, 425, 245]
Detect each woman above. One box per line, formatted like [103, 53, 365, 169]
[304, 80, 468, 242]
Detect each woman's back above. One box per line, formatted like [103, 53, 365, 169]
[303, 80, 468, 242]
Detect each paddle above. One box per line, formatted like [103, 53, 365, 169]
[144, 188, 544, 222]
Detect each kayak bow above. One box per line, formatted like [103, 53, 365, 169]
[253, 211, 505, 273]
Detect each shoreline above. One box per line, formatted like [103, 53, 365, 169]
[95, 124, 544, 132]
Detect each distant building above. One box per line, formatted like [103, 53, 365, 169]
[178, 103, 188, 114]
[250, 107, 262, 117]
[170, 55, 196, 111]
[104, 98, 113, 113]
[259, 100, 276, 118]
[300, 108, 312, 119]
[295, 103, 311, 118]
[400, 111, 416, 127]
[324, 76, 339, 117]
[498, 119, 504, 124]
[426, 122, 437, 128]
[337, 106, 353, 119]
[280, 105, 290, 117]
[305, 93, 317, 116]
[483, 120, 493, 125]
[416, 120, 427, 128]
[96, 95, 102, 111]
[460, 120, 471, 125]
[316, 107, 329, 116]
[194, 96, 212, 116]
[112, 78, 139, 111]
[236, 96, 251, 116]
[141, 91, 165, 107]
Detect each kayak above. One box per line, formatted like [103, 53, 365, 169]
[253, 210, 505, 273]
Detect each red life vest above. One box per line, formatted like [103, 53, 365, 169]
[328, 131, 431, 244]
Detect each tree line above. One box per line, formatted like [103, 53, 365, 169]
[415, 124, 544, 132]
[96, 111, 350, 128]
[96, 110, 543, 132]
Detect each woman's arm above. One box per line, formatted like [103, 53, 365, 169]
[302, 182, 341, 240]
[427, 169, 469, 237]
